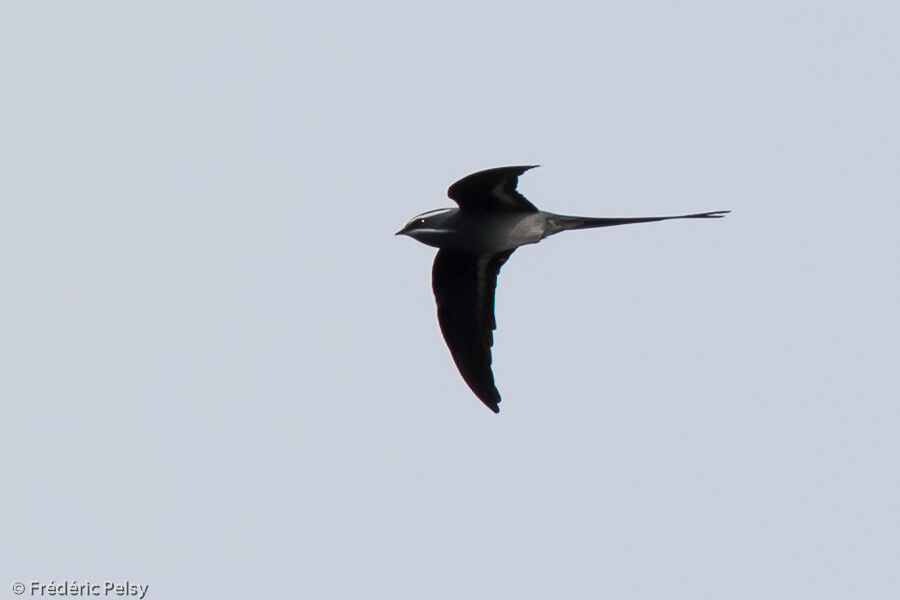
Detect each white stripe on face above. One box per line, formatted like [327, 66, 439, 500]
[415, 208, 453, 220]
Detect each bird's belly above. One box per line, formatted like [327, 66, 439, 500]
[439, 212, 547, 253]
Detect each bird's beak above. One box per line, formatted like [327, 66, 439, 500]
[395, 225, 409, 236]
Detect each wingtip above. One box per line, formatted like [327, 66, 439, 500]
[500, 164, 540, 174]
[477, 389, 501, 413]
[507, 164, 540, 173]
[483, 392, 501, 413]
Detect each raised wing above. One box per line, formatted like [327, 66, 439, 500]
[447, 165, 540, 212]
[431, 249, 515, 413]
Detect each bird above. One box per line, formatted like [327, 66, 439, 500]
[396, 165, 729, 413]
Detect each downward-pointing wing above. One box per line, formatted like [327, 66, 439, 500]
[431, 249, 515, 413]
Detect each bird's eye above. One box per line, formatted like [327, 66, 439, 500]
[419, 219, 426, 224]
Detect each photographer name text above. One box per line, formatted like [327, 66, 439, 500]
[18, 581, 148, 599]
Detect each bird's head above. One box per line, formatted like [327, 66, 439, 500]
[395, 208, 456, 247]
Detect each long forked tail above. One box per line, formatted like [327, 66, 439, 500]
[550, 210, 730, 232]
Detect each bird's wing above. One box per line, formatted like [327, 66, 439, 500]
[447, 165, 540, 212]
[431, 248, 515, 413]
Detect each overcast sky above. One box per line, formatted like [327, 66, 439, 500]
[2, 1, 899, 598]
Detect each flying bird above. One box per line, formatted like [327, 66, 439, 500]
[396, 165, 728, 413]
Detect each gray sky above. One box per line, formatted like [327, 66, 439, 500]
[2, 1, 898, 598]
